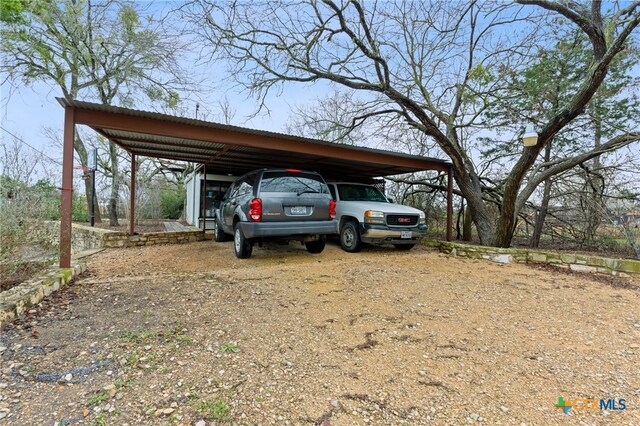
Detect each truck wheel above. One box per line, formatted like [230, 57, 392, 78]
[305, 236, 326, 254]
[214, 219, 227, 242]
[393, 244, 415, 251]
[340, 222, 363, 253]
[233, 224, 253, 259]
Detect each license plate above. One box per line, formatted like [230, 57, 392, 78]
[400, 231, 412, 239]
[290, 206, 307, 215]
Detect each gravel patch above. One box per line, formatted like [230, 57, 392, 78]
[1, 240, 638, 424]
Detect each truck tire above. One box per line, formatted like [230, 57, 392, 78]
[214, 218, 228, 242]
[393, 244, 415, 251]
[305, 236, 326, 254]
[340, 221, 363, 253]
[233, 224, 253, 259]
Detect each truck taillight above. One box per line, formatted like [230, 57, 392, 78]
[329, 200, 336, 220]
[249, 198, 262, 222]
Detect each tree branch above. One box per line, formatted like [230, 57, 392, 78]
[516, 132, 640, 213]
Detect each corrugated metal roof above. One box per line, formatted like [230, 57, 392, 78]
[59, 98, 450, 180]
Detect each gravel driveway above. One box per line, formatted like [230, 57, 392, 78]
[1, 240, 639, 425]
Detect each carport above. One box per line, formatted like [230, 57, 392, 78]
[57, 98, 453, 268]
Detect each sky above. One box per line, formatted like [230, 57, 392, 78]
[0, 64, 330, 178]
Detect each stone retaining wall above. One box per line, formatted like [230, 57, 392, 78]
[102, 230, 206, 248]
[424, 239, 640, 276]
[40, 221, 207, 252]
[0, 261, 86, 328]
[36, 221, 113, 254]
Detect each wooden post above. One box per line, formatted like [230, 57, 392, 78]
[447, 166, 453, 242]
[60, 107, 75, 268]
[129, 153, 136, 236]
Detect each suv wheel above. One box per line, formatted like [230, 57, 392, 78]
[340, 222, 363, 253]
[214, 219, 227, 242]
[234, 224, 253, 259]
[305, 236, 326, 254]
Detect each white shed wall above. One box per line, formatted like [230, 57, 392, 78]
[184, 172, 237, 227]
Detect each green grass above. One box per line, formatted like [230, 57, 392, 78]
[122, 330, 157, 344]
[87, 390, 110, 407]
[196, 399, 230, 421]
[114, 377, 134, 389]
[94, 412, 107, 426]
[220, 342, 239, 353]
[174, 334, 193, 345]
[125, 353, 139, 367]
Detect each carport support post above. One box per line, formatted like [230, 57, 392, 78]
[129, 153, 136, 236]
[447, 166, 453, 242]
[201, 164, 206, 233]
[60, 107, 75, 268]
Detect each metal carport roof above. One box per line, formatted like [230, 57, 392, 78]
[57, 98, 450, 179]
[57, 98, 453, 267]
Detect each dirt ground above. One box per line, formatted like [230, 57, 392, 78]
[0, 262, 50, 293]
[1, 240, 639, 425]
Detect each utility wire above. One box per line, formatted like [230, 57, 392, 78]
[0, 126, 64, 166]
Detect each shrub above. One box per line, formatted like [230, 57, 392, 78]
[160, 187, 185, 219]
[0, 176, 58, 271]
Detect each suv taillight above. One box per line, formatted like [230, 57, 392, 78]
[249, 198, 262, 222]
[329, 200, 336, 220]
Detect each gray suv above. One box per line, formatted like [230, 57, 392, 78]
[214, 169, 337, 258]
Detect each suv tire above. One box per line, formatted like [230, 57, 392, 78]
[234, 224, 253, 259]
[214, 218, 227, 242]
[305, 236, 326, 254]
[340, 221, 363, 253]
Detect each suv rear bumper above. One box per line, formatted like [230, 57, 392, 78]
[361, 223, 428, 244]
[240, 221, 337, 239]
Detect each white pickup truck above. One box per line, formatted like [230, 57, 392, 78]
[326, 182, 428, 252]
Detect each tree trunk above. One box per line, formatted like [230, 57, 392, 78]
[73, 134, 102, 223]
[108, 140, 120, 226]
[585, 103, 603, 246]
[530, 179, 552, 248]
[452, 166, 496, 245]
[530, 143, 553, 248]
[455, 200, 464, 240]
[463, 205, 473, 241]
[493, 201, 517, 247]
[493, 134, 549, 247]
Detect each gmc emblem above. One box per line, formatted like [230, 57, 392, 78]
[398, 217, 411, 223]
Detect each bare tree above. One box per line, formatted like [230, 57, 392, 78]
[183, 0, 640, 247]
[543, 154, 640, 257]
[0, 136, 50, 185]
[1, 0, 196, 225]
[0, 136, 59, 268]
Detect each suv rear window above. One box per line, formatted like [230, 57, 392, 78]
[260, 171, 328, 194]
